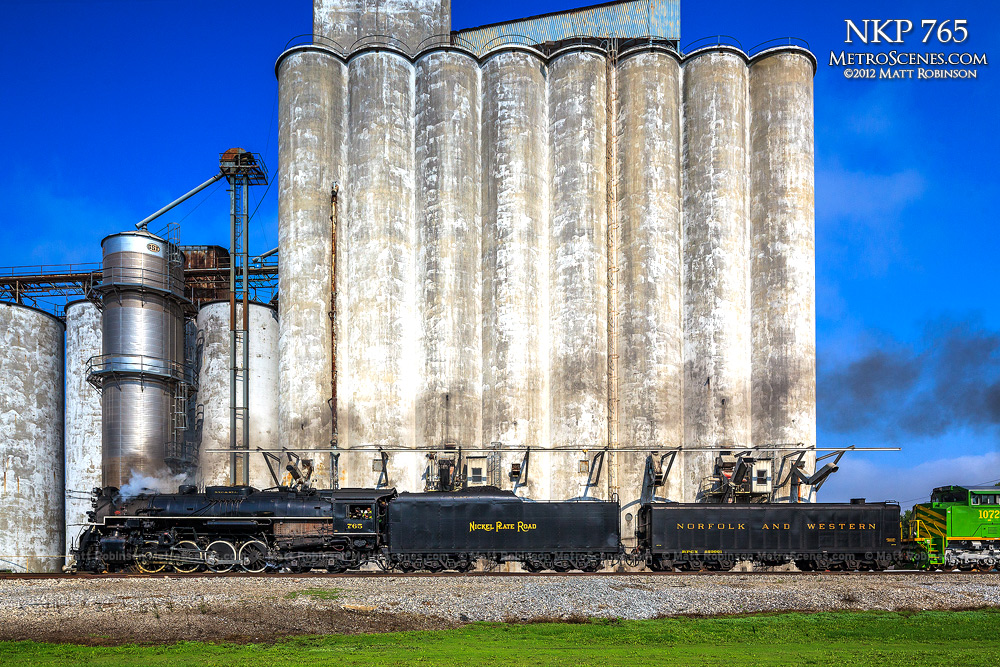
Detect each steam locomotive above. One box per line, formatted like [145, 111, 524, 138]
[72, 483, 904, 574]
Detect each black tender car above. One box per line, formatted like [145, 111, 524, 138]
[638, 500, 902, 571]
[387, 487, 620, 572]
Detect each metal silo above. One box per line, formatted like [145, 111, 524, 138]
[616, 46, 683, 514]
[276, 46, 346, 486]
[749, 48, 817, 501]
[0, 302, 65, 572]
[480, 48, 550, 500]
[90, 230, 192, 489]
[414, 49, 483, 473]
[194, 301, 279, 488]
[681, 48, 752, 500]
[63, 300, 102, 557]
[340, 49, 418, 491]
[547, 47, 609, 500]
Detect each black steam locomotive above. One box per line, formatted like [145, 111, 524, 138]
[72, 483, 902, 573]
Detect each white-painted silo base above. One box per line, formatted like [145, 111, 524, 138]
[0, 303, 65, 572]
[63, 301, 102, 557]
[194, 302, 279, 489]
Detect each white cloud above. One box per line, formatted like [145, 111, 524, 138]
[819, 451, 1000, 508]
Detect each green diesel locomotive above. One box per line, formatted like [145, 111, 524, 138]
[911, 485, 1000, 570]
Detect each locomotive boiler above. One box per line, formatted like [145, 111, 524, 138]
[74, 485, 394, 573]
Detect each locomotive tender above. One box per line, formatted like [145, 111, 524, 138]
[72, 483, 908, 573]
[639, 501, 901, 571]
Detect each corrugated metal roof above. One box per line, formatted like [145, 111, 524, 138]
[454, 0, 679, 54]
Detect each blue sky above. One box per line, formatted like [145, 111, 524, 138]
[2, 1, 997, 505]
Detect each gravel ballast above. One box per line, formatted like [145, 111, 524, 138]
[1, 573, 998, 644]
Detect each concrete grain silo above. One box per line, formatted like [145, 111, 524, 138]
[275, 47, 345, 484]
[749, 49, 816, 501]
[275, 0, 817, 506]
[547, 47, 609, 499]
[615, 46, 683, 508]
[194, 301, 279, 489]
[479, 48, 550, 500]
[414, 49, 483, 460]
[63, 300, 102, 556]
[681, 47, 752, 499]
[341, 49, 419, 490]
[0, 303, 65, 572]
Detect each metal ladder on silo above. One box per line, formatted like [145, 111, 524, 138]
[165, 221, 196, 472]
[229, 172, 250, 486]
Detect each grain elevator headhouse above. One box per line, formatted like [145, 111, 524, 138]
[275, 0, 817, 524]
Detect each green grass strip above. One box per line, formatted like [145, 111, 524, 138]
[1, 609, 998, 666]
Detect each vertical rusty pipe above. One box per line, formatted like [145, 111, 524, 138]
[330, 183, 339, 488]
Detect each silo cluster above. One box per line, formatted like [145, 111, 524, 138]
[275, 0, 817, 512]
[0, 0, 818, 571]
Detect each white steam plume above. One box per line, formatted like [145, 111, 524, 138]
[118, 470, 190, 499]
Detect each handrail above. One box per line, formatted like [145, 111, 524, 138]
[682, 34, 744, 53]
[281, 33, 349, 55]
[93, 265, 186, 299]
[747, 37, 811, 55]
[87, 353, 196, 386]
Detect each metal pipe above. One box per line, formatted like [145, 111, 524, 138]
[204, 446, 902, 454]
[135, 173, 224, 230]
[252, 247, 279, 263]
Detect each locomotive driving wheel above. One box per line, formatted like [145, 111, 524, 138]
[206, 540, 237, 573]
[135, 541, 167, 573]
[238, 540, 269, 573]
[171, 540, 203, 573]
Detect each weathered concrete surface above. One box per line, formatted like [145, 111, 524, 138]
[415, 51, 482, 466]
[481, 50, 550, 500]
[194, 302, 279, 489]
[277, 48, 346, 486]
[0, 303, 64, 572]
[547, 49, 609, 500]
[314, 0, 451, 53]
[63, 301, 102, 558]
[274, 30, 818, 503]
[750, 51, 816, 501]
[682, 50, 752, 500]
[616, 49, 683, 510]
[340, 51, 418, 491]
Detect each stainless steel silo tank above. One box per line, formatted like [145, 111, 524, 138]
[194, 301, 279, 488]
[63, 300, 102, 557]
[0, 302, 65, 572]
[91, 231, 191, 489]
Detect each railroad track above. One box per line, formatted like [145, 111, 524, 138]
[1, 569, 996, 580]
